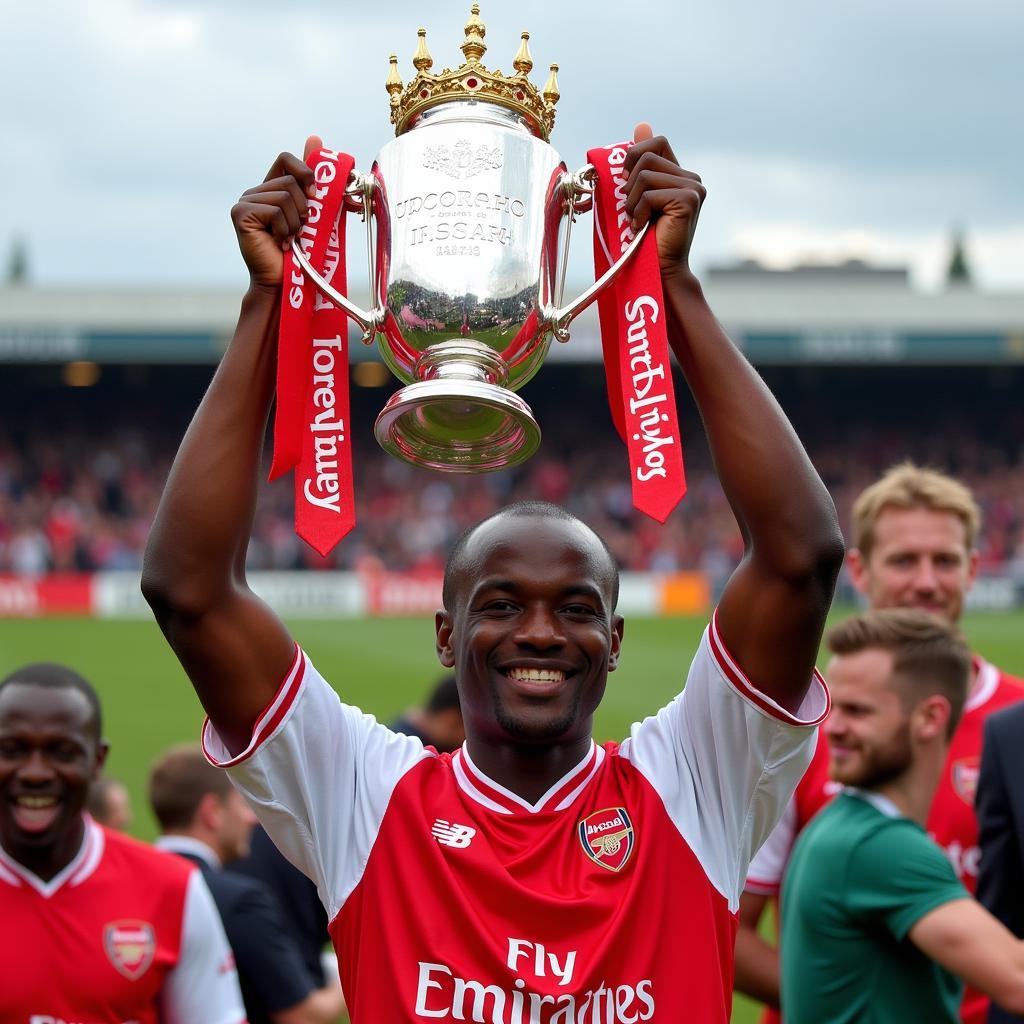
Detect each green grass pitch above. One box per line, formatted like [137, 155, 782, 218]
[2, 609, 1023, 1024]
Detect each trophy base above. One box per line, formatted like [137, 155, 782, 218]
[374, 379, 541, 473]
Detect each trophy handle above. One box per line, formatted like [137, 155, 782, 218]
[289, 171, 385, 345]
[545, 164, 650, 342]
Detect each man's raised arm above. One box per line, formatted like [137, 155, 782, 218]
[624, 126, 844, 711]
[142, 144, 319, 754]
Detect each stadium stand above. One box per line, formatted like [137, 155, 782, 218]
[2, 262, 1023, 597]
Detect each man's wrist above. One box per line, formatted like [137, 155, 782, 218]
[238, 282, 283, 331]
[660, 265, 709, 322]
[660, 264, 703, 298]
[245, 281, 283, 305]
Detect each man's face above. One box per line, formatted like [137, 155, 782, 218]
[824, 649, 912, 788]
[436, 517, 623, 746]
[216, 789, 257, 864]
[847, 506, 977, 624]
[0, 684, 107, 855]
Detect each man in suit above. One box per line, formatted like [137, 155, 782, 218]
[228, 824, 332, 995]
[149, 744, 345, 1024]
[977, 703, 1024, 1023]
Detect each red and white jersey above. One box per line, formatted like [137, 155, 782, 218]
[929, 658, 1024, 889]
[744, 656, 1024, 1024]
[0, 816, 245, 1024]
[204, 614, 828, 1024]
[744, 732, 836, 898]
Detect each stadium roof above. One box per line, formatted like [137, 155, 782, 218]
[2, 275, 1024, 365]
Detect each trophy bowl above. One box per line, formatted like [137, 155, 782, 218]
[291, 7, 647, 472]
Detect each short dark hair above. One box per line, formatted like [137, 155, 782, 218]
[0, 663, 103, 742]
[424, 675, 461, 715]
[148, 743, 233, 830]
[442, 501, 620, 610]
[827, 609, 972, 738]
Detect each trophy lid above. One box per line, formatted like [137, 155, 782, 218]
[385, 5, 560, 140]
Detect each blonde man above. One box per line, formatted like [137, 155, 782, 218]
[736, 463, 1024, 1024]
[847, 463, 981, 625]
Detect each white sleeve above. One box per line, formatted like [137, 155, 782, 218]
[160, 869, 245, 1024]
[619, 612, 828, 912]
[744, 795, 797, 895]
[202, 646, 431, 920]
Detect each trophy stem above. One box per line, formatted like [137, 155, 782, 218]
[414, 340, 509, 387]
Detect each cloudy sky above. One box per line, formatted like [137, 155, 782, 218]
[3, 0, 1021, 290]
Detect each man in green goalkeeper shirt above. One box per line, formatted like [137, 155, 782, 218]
[782, 609, 1024, 1022]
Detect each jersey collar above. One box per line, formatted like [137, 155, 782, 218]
[453, 741, 604, 815]
[967, 655, 998, 712]
[844, 787, 904, 820]
[0, 815, 105, 897]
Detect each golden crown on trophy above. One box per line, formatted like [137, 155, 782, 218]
[385, 5, 561, 139]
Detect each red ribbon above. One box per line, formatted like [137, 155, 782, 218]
[587, 142, 687, 523]
[272, 148, 357, 556]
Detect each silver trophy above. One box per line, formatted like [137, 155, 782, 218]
[291, 5, 646, 472]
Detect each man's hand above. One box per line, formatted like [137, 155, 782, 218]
[230, 136, 321, 290]
[624, 123, 706, 278]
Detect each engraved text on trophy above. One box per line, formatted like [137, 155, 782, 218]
[396, 187, 528, 255]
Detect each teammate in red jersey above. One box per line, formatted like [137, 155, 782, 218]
[0, 661, 245, 1023]
[735, 463, 1024, 1024]
[142, 125, 844, 1023]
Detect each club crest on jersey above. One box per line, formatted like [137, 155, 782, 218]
[104, 919, 156, 980]
[952, 757, 980, 805]
[579, 807, 634, 872]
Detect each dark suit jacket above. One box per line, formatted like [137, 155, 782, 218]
[977, 702, 1024, 1023]
[227, 825, 329, 988]
[174, 849, 316, 1024]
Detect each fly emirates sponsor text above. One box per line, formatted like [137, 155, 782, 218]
[413, 936, 655, 1023]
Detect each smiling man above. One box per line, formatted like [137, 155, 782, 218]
[781, 610, 1024, 1023]
[736, 464, 1024, 1024]
[0, 662, 245, 1023]
[142, 126, 844, 1022]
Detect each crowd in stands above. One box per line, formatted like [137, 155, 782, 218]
[2, 394, 1023, 581]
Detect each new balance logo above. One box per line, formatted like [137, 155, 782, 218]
[431, 819, 476, 848]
